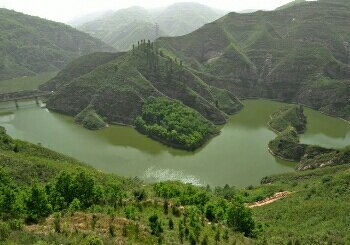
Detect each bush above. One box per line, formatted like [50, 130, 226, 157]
[83, 235, 104, 245]
[25, 184, 52, 224]
[226, 201, 255, 237]
[149, 214, 163, 236]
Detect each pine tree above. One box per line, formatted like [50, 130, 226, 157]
[168, 218, 174, 230]
[163, 200, 169, 215]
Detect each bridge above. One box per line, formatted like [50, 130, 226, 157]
[0, 90, 53, 107]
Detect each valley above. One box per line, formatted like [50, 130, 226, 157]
[0, 0, 349, 243]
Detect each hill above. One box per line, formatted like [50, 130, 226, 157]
[42, 43, 242, 149]
[156, 0, 350, 121]
[268, 106, 350, 170]
[0, 8, 114, 81]
[77, 3, 225, 51]
[276, 0, 306, 10]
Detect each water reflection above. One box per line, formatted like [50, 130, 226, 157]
[0, 99, 349, 187]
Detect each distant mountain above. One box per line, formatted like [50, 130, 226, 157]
[77, 3, 226, 51]
[68, 11, 114, 26]
[156, 0, 350, 120]
[237, 9, 260, 13]
[0, 8, 114, 81]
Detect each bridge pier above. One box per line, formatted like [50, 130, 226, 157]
[35, 97, 39, 105]
[15, 100, 19, 108]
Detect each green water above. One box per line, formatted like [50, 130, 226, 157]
[0, 99, 349, 187]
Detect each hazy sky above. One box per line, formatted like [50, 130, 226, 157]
[0, 0, 296, 23]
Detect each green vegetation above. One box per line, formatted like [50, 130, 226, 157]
[77, 3, 225, 51]
[253, 165, 350, 243]
[135, 96, 218, 150]
[45, 41, 242, 142]
[269, 105, 307, 133]
[268, 106, 350, 169]
[0, 72, 57, 93]
[156, 0, 350, 121]
[40, 53, 122, 91]
[0, 8, 114, 81]
[0, 127, 255, 244]
[75, 107, 107, 130]
[0, 126, 349, 243]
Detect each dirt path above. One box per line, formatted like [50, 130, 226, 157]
[249, 191, 292, 208]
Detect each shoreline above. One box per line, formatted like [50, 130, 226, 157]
[240, 97, 350, 125]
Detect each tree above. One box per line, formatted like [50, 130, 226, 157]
[163, 200, 169, 215]
[25, 184, 52, 223]
[168, 218, 174, 230]
[214, 229, 220, 244]
[226, 201, 255, 236]
[223, 229, 229, 241]
[189, 230, 197, 245]
[124, 205, 137, 220]
[0, 186, 16, 219]
[133, 188, 146, 201]
[72, 171, 95, 208]
[178, 219, 185, 243]
[201, 234, 209, 245]
[204, 203, 216, 222]
[53, 213, 61, 233]
[149, 214, 163, 236]
[53, 171, 73, 208]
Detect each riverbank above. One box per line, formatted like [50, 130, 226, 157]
[267, 106, 350, 171]
[240, 97, 350, 124]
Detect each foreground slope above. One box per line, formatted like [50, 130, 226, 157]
[157, 0, 350, 120]
[0, 8, 114, 81]
[77, 3, 225, 51]
[0, 126, 349, 244]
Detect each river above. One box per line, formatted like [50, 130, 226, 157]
[0, 99, 349, 187]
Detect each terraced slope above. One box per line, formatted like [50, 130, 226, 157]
[157, 0, 350, 120]
[0, 8, 114, 81]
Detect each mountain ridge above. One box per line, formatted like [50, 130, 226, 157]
[77, 2, 226, 51]
[0, 8, 115, 81]
[156, 0, 350, 121]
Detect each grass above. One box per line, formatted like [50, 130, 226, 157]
[252, 165, 350, 244]
[0, 72, 58, 93]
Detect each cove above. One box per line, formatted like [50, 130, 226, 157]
[0, 99, 349, 187]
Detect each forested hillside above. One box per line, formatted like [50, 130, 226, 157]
[42, 42, 242, 148]
[0, 8, 114, 81]
[157, 0, 350, 121]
